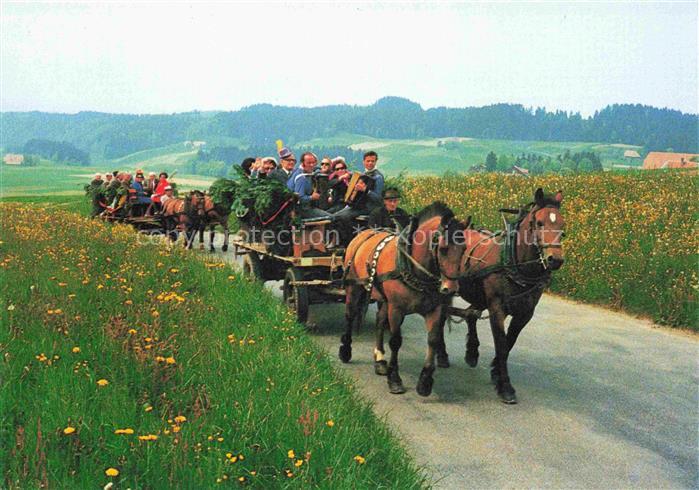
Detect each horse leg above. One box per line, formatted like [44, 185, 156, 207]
[386, 303, 406, 394]
[465, 315, 480, 367]
[198, 224, 205, 250]
[209, 224, 216, 252]
[417, 305, 446, 397]
[339, 285, 366, 363]
[488, 303, 517, 404]
[373, 301, 389, 375]
[221, 218, 229, 252]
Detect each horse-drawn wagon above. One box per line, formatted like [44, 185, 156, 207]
[232, 217, 349, 324]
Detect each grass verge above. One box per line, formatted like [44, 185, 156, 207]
[0, 202, 425, 488]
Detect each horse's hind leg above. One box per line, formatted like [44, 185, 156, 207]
[339, 285, 367, 363]
[417, 306, 446, 397]
[198, 225, 205, 250]
[386, 303, 406, 394]
[209, 224, 216, 252]
[374, 301, 389, 375]
[465, 315, 480, 367]
[221, 219, 229, 252]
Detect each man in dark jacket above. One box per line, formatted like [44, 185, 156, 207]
[268, 148, 297, 186]
[368, 187, 410, 231]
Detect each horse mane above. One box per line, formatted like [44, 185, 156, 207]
[407, 201, 455, 251]
[413, 201, 454, 225]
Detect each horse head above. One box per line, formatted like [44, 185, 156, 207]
[524, 188, 565, 270]
[411, 202, 468, 295]
[188, 190, 207, 218]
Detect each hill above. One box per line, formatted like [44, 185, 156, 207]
[1, 98, 696, 162]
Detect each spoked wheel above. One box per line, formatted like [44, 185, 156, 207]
[242, 252, 264, 281]
[283, 267, 309, 324]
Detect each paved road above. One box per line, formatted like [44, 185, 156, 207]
[214, 243, 698, 488]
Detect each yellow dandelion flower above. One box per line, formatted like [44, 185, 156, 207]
[96, 379, 109, 387]
[128, 328, 137, 335]
[172, 426, 181, 433]
[144, 405, 153, 412]
[105, 468, 119, 477]
[353, 455, 366, 464]
[165, 356, 176, 364]
[138, 434, 158, 441]
[226, 452, 233, 459]
[174, 415, 186, 424]
[63, 426, 76, 435]
[238, 476, 246, 483]
[287, 449, 295, 459]
[294, 459, 303, 467]
[72, 347, 80, 353]
[326, 420, 334, 427]
[114, 428, 134, 435]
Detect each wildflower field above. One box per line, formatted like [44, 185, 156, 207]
[401, 170, 698, 329]
[0, 202, 424, 488]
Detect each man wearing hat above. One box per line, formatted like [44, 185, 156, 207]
[145, 172, 158, 196]
[130, 172, 151, 216]
[368, 187, 410, 231]
[268, 147, 298, 186]
[88, 173, 104, 217]
[160, 185, 175, 205]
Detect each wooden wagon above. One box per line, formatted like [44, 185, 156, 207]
[232, 218, 348, 324]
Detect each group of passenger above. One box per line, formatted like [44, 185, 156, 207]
[88, 170, 174, 217]
[239, 147, 409, 242]
[88, 147, 410, 244]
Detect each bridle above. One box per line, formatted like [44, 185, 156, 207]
[525, 205, 563, 270]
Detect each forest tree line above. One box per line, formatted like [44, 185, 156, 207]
[1, 97, 697, 161]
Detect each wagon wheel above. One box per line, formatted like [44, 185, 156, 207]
[283, 267, 309, 324]
[242, 252, 264, 281]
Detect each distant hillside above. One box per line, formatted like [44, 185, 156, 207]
[1, 98, 697, 161]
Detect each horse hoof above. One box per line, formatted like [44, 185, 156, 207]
[209, 247, 215, 253]
[416, 375, 434, 397]
[338, 344, 352, 363]
[465, 351, 479, 368]
[388, 380, 406, 395]
[374, 360, 389, 376]
[498, 390, 518, 404]
[497, 383, 517, 404]
[437, 353, 450, 368]
[222, 245, 228, 252]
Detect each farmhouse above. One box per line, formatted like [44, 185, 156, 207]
[3, 153, 24, 165]
[642, 151, 698, 170]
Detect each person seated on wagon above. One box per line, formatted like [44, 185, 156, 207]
[130, 172, 151, 216]
[251, 157, 278, 178]
[292, 152, 334, 221]
[268, 148, 298, 186]
[160, 185, 175, 205]
[332, 151, 385, 243]
[368, 187, 410, 231]
[327, 157, 350, 212]
[88, 173, 104, 217]
[318, 157, 332, 176]
[145, 172, 158, 196]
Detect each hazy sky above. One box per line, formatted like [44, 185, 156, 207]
[1, 1, 697, 115]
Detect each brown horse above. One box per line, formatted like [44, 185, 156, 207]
[458, 188, 565, 404]
[340, 202, 468, 396]
[161, 191, 206, 248]
[194, 195, 231, 252]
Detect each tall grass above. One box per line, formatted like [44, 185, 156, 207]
[401, 170, 698, 329]
[0, 203, 425, 488]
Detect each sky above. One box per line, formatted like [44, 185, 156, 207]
[1, 1, 697, 116]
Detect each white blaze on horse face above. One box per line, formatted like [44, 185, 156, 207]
[549, 212, 557, 223]
[374, 348, 385, 362]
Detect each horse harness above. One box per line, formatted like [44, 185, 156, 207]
[461, 206, 556, 297]
[344, 224, 451, 297]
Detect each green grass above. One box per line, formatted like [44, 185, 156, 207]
[0, 202, 425, 488]
[0, 165, 215, 198]
[296, 135, 643, 175]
